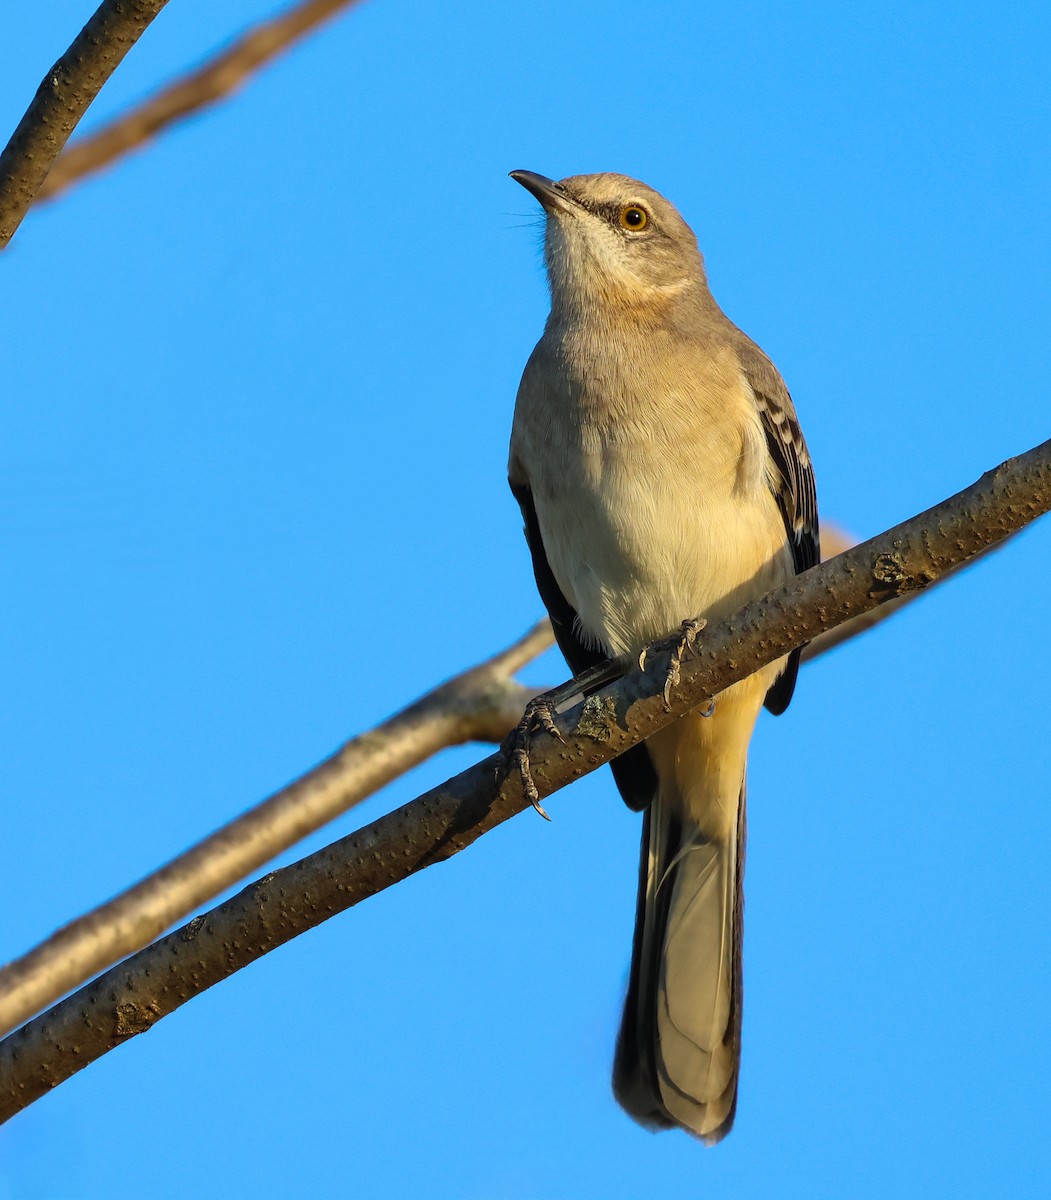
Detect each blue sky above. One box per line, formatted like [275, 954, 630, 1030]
[2, 2, 1050, 1196]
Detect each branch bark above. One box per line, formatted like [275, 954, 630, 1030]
[1, 438, 1047, 1124]
[798, 521, 1014, 662]
[0, 0, 170, 249]
[34, 0, 366, 207]
[0, 622, 551, 1040]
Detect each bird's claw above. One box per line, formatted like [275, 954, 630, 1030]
[655, 618, 707, 709]
[503, 696, 564, 819]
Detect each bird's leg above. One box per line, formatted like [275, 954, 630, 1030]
[501, 694, 567, 820]
[498, 657, 624, 819]
[639, 618, 710, 710]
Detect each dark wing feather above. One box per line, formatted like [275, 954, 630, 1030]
[510, 481, 657, 811]
[735, 340, 820, 715]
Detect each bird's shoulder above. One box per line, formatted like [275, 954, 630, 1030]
[509, 335, 563, 486]
[724, 324, 820, 571]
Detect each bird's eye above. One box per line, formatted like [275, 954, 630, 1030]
[618, 205, 649, 231]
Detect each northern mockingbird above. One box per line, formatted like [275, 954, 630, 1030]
[507, 171, 818, 1142]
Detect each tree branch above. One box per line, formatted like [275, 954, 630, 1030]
[0, 622, 552, 1041]
[799, 521, 1015, 663]
[0, 515, 987, 1042]
[0, 0, 170, 249]
[0, 512, 994, 1042]
[34, 0, 366, 207]
[1, 437, 1047, 1123]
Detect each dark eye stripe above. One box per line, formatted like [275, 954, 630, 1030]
[589, 201, 653, 229]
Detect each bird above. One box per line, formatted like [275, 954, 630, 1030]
[507, 170, 818, 1142]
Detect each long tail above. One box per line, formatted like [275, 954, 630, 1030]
[613, 776, 746, 1143]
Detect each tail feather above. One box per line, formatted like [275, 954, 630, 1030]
[613, 779, 747, 1143]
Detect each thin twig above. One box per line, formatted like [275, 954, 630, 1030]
[1, 437, 1046, 1123]
[0, 621, 551, 1040]
[35, 0, 367, 206]
[0, 0, 170, 248]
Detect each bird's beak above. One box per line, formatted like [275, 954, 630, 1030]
[509, 170, 576, 214]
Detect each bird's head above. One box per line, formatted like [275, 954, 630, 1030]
[510, 170, 707, 318]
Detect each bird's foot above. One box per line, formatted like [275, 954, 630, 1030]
[638, 618, 708, 709]
[501, 695, 565, 820]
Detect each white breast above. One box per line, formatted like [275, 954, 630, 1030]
[531, 375, 791, 659]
